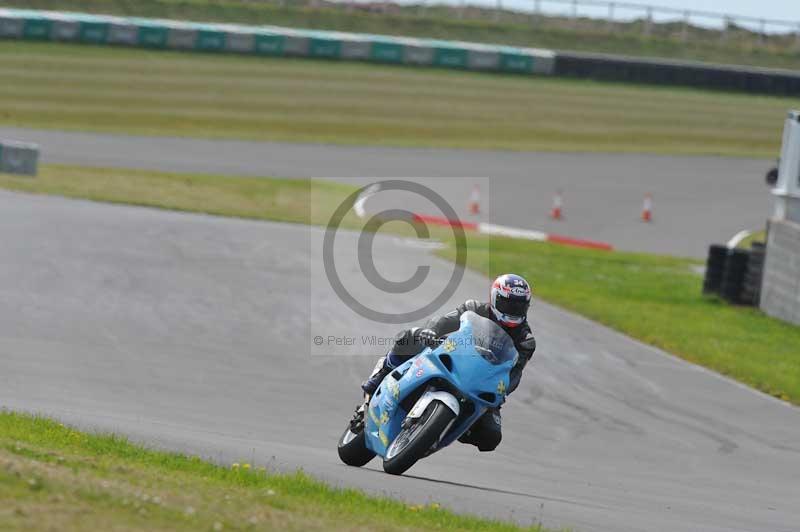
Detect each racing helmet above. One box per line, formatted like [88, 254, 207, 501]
[490, 274, 531, 328]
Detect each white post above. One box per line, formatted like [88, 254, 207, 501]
[796, 23, 800, 49]
[532, 0, 542, 25]
[681, 10, 690, 42]
[607, 2, 615, 32]
[773, 111, 800, 223]
[720, 16, 729, 42]
[644, 6, 653, 37]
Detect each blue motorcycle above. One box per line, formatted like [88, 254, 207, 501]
[338, 311, 518, 475]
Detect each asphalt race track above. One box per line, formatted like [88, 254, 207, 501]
[2, 190, 799, 532]
[0, 126, 774, 257]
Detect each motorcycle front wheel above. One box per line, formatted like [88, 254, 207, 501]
[338, 423, 376, 467]
[382, 400, 456, 476]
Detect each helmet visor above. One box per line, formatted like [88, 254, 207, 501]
[494, 295, 529, 318]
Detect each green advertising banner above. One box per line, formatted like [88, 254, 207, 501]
[80, 21, 109, 44]
[196, 29, 226, 52]
[137, 25, 168, 48]
[370, 42, 404, 64]
[23, 17, 51, 40]
[0, 8, 556, 76]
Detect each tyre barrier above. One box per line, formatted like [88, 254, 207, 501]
[703, 243, 765, 306]
[702, 244, 728, 295]
[0, 140, 39, 176]
[0, 8, 556, 76]
[740, 243, 765, 306]
[553, 52, 800, 96]
[720, 249, 749, 304]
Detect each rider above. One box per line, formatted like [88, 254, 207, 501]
[361, 273, 536, 452]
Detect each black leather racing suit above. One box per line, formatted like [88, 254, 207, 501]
[385, 300, 536, 451]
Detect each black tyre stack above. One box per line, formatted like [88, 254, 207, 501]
[703, 243, 767, 306]
[740, 243, 766, 306]
[703, 244, 729, 295]
[720, 249, 750, 303]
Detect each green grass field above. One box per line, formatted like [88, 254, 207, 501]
[443, 237, 800, 404]
[3, 165, 798, 404]
[0, 41, 793, 157]
[5, 0, 800, 70]
[0, 411, 551, 531]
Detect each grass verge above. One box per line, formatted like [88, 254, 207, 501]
[0, 41, 791, 157]
[2, 164, 798, 404]
[737, 229, 767, 249]
[0, 165, 362, 228]
[0, 410, 550, 531]
[5, 0, 800, 70]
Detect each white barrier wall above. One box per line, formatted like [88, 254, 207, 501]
[761, 219, 800, 326]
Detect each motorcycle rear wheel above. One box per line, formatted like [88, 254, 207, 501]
[382, 400, 456, 476]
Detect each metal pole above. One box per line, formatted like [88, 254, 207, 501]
[759, 19, 766, 46]
[607, 2, 615, 33]
[796, 23, 800, 50]
[495, 0, 502, 22]
[644, 6, 653, 37]
[681, 10, 689, 42]
[720, 16, 729, 43]
[572, 0, 579, 30]
[532, 0, 541, 26]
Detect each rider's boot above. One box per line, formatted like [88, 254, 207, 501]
[458, 408, 502, 452]
[361, 328, 426, 398]
[361, 356, 393, 397]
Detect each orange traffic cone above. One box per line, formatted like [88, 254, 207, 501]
[468, 185, 480, 215]
[641, 193, 653, 222]
[550, 190, 563, 220]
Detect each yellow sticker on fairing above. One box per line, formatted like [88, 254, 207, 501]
[497, 379, 507, 395]
[443, 339, 456, 353]
[388, 380, 400, 400]
[369, 407, 381, 425]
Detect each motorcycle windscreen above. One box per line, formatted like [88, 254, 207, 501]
[459, 311, 518, 366]
[444, 311, 517, 402]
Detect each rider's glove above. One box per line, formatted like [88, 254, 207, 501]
[416, 328, 439, 347]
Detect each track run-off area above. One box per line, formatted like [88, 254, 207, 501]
[0, 126, 772, 258]
[1, 181, 799, 531]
